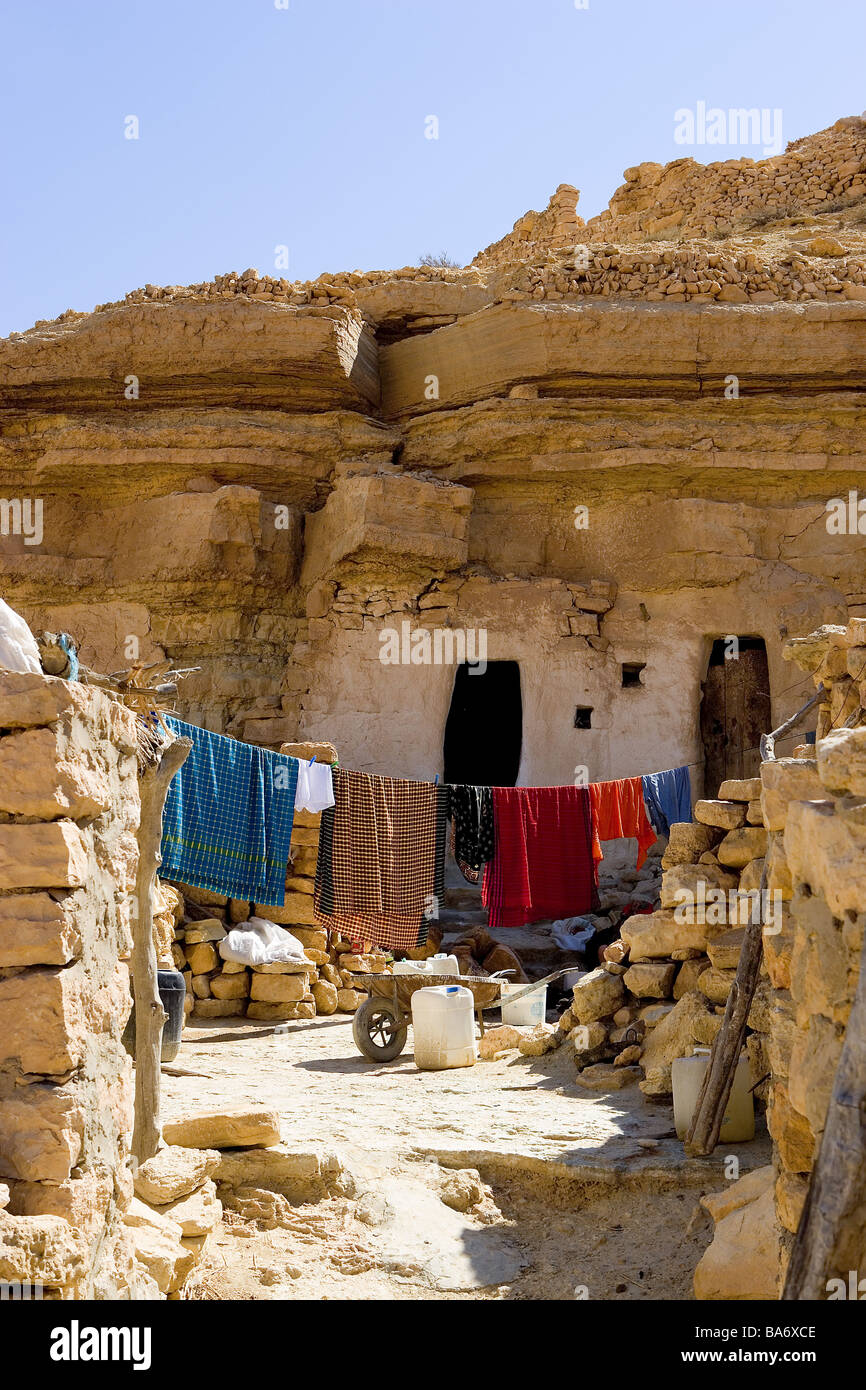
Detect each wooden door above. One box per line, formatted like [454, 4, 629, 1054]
[700, 640, 771, 798]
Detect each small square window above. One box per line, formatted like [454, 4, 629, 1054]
[574, 706, 593, 729]
[621, 663, 646, 688]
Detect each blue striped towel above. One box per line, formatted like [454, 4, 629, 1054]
[160, 717, 298, 906]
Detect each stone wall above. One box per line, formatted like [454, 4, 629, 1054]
[763, 620, 866, 1278]
[475, 117, 866, 265]
[691, 617, 866, 1298]
[0, 672, 146, 1297]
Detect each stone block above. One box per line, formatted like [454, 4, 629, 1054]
[817, 726, 866, 795]
[0, 1211, 86, 1288]
[183, 920, 226, 944]
[301, 472, 472, 586]
[673, 957, 708, 999]
[209, 972, 249, 1000]
[620, 909, 710, 960]
[767, 1082, 815, 1174]
[760, 758, 823, 831]
[246, 1001, 316, 1021]
[184, 942, 218, 974]
[0, 1084, 84, 1182]
[570, 966, 624, 1022]
[163, 1108, 281, 1150]
[717, 827, 768, 868]
[249, 973, 308, 1003]
[697, 965, 735, 1006]
[623, 962, 676, 998]
[694, 798, 747, 829]
[785, 799, 866, 915]
[707, 927, 745, 970]
[134, 1147, 220, 1205]
[312, 980, 338, 1015]
[192, 999, 244, 1018]
[694, 1180, 780, 1300]
[661, 821, 722, 867]
[154, 1178, 222, 1237]
[718, 777, 762, 802]
[0, 821, 88, 891]
[255, 893, 317, 926]
[0, 891, 82, 966]
[0, 725, 115, 820]
[0, 961, 129, 1075]
[286, 926, 328, 952]
[775, 1172, 808, 1235]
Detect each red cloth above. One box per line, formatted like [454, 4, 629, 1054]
[482, 785, 595, 928]
[588, 777, 656, 870]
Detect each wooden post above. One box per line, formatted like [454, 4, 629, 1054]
[782, 930, 866, 1300]
[684, 853, 770, 1157]
[132, 737, 191, 1163]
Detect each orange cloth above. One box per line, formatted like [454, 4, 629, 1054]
[588, 777, 656, 870]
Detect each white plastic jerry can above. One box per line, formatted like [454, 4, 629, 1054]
[672, 1047, 755, 1143]
[411, 984, 477, 1071]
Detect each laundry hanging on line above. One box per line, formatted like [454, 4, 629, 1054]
[160, 717, 298, 907]
[314, 767, 449, 952]
[589, 775, 658, 871]
[294, 757, 335, 814]
[641, 764, 692, 837]
[447, 783, 495, 884]
[482, 784, 596, 928]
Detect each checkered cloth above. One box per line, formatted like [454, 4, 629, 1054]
[314, 767, 449, 951]
[482, 785, 595, 928]
[160, 717, 298, 906]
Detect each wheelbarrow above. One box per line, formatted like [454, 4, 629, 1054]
[351, 967, 578, 1062]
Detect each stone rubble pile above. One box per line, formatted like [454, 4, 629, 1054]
[476, 117, 866, 262]
[552, 782, 768, 1093]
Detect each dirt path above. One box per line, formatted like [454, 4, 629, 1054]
[164, 1016, 771, 1301]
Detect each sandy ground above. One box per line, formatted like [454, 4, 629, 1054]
[164, 1015, 771, 1302]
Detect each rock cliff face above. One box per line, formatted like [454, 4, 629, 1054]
[1, 120, 865, 784]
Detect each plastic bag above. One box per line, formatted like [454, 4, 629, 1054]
[0, 597, 42, 675]
[550, 915, 597, 953]
[219, 915, 309, 968]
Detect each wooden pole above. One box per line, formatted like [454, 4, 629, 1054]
[782, 929, 866, 1299]
[132, 736, 191, 1163]
[684, 854, 770, 1156]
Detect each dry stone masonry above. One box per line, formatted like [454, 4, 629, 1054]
[0, 672, 145, 1297]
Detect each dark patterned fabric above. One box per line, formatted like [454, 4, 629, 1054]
[314, 768, 448, 952]
[447, 784, 495, 884]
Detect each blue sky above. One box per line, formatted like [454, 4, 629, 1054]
[1, 0, 864, 336]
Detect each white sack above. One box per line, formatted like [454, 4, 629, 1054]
[0, 597, 42, 675]
[219, 915, 308, 968]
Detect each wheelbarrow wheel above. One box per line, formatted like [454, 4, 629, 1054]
[352, 996, 408, 1062]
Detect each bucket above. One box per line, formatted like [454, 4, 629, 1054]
[672, 1047, 755, 1143]
[393, 954, 460, 977]
[500, 980, 548, 1027]
[122, 969, 186, 1064]
[411, 984, 476, 1070]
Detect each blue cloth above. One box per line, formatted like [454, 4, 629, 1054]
[57, 633, 79, 681]
[160, 717, 298, 907]
[641, 766, 692, 837]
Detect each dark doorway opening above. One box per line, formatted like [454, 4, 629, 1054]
[443, 660, 522, 787]
[700, 637, 771, 797]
